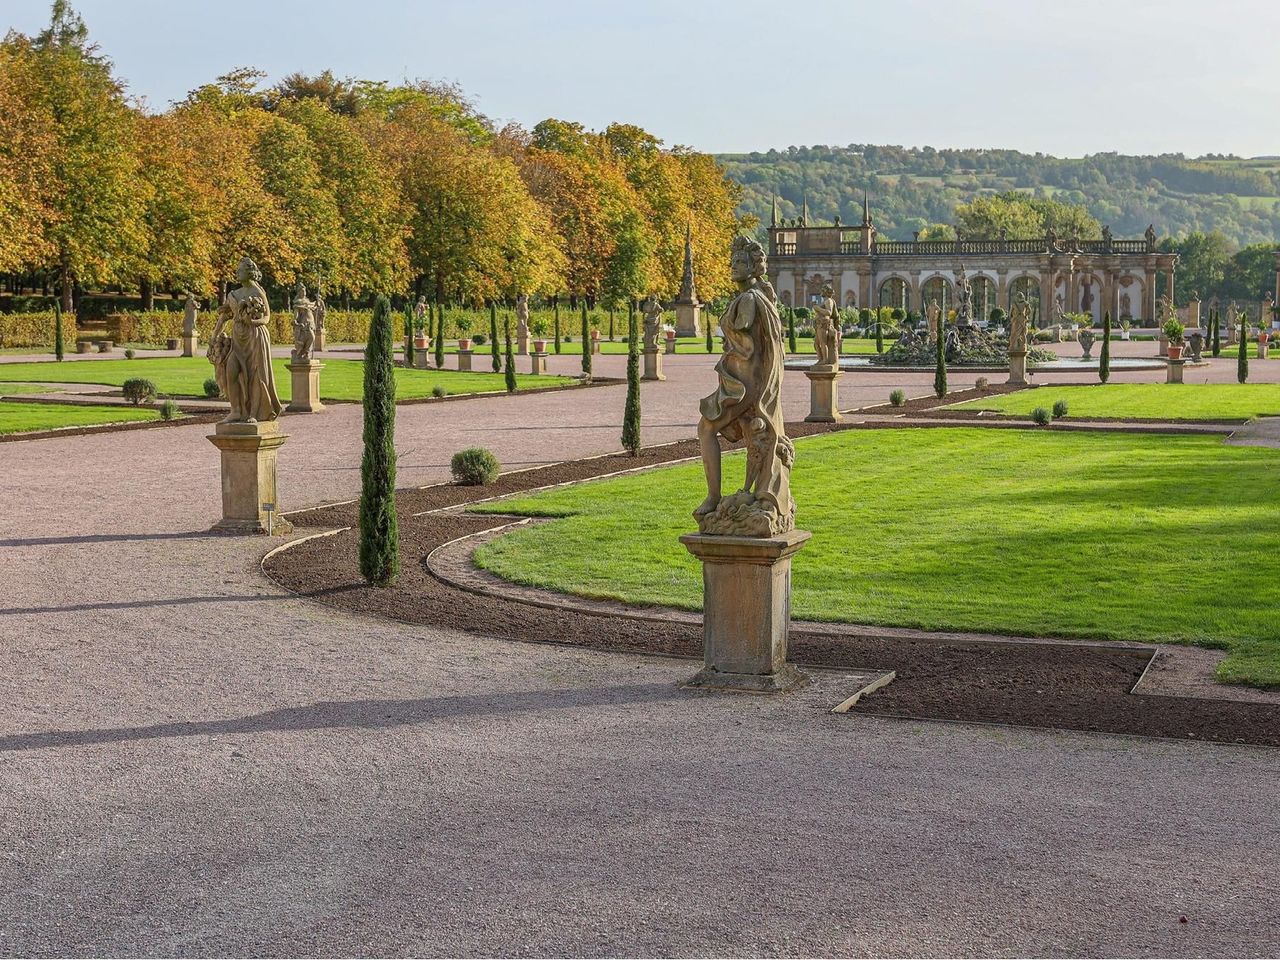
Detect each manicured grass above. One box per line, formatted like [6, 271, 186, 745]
[0, 400, 162, 434]
[945, 384, 1280, 420]
[1217, 343, 1278, 359]
[0, 357, 573, 401]
[0, 382, 64, 395]
[470, 428, 1280, 688]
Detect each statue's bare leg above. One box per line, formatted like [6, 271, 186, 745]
[694, 417, 721, 518]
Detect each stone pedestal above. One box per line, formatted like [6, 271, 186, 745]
[457, 349, 473, 372]
[1166, 358, 1185, 384]
[679, 530, 811, 692]
[665, 332, 677, 355]
[414, 347, 432, 370]
[529, 351, 547, 375]
[517, 332, 529, 356]
[75, 341, 91, 354]
[1157, 335, 1168, 358]
[97, 340, 113, 353]
[674, 302, 702, 337]
[1007, 352, 1028, 386]
[591, 334, 601, 355]
[285, 359, 325, 413]
[1258, 342, 1270, 360]
[642, 348, 665, 382]
[207, 421, 292, 536]
[182, 333, 197, 358]
[315, 329, 326, 352]
[803, 367, 840, 423]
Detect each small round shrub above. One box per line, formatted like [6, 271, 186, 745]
[1052, 399, 1069, 418]
[123, 348, 135, 360]
[203, 377, 221, 398]
[432, 385, 447, 399]
[158, 399, 179, 420]
[975, 376, 990, 390]
[1031, 406, 1052, 426]
[451, 447, 500, 486]
[472, 333, 486, 346]
[122, 377, 157, 406]
[889, 389, 906, 407]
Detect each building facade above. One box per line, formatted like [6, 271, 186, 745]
[767, 202, 1179, 325]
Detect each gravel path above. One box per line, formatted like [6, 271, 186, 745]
[1, 351, 1277, 957]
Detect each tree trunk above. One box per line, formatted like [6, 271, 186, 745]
[59, 256, 73, 314]
[140, 277, 154, 311]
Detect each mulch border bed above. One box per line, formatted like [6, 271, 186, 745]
[264, 428, 1280, 748]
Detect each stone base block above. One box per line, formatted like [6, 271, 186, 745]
[642, 349, 665, 381]
[674, 302, 702, 337]
[97, 340, 113, 353]
[1258, 343, 1269, 359]
[182, 334, 198, 358]
[1007, 353, 1028, 386]
[517, 333, 529, 356]
[285, 359, 325, 413]
[804, 367, 840, 423]
[591, 339, 601, 355]
[529, 352, 547, 375]
[207, 420, 292, 536]
[679, 529, 811, 692]
[1166, 359, 1185, 383]
[665, 336, 677, 355]
[75, 341, 91, 354]
[457, 349, 473, 372]
[414, 347, 432, 370]
[315, 330, 326, 352]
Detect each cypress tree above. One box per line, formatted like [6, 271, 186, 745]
[359, 296, 399, 586]
[934, 316, 947, 398]
[622, 307, 641, 455]
[581, 303, 592, 376]
[54, 301, 64, 361]
[1211, 309, 1221, 357]
[1238, 311, 1249, 383]
[609, 307, 615, 341]
[706, 314, 714, 353]
[504, 317, 517, 393]
[489, 301, 500, 372]
[434, 303, 445, 369]
[1099, 310, 1111, 384]
[554, 300, 561, 354]
[787, 306, 797, 353]
[875, 309, 885, 354]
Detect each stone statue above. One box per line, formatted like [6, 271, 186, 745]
[694, 235, 794, 538]
[313, 290, 326, 337]
[515, 293, 530, 338]
[413, 296, 427, 332]
[183, 293, 199, 336]
[925, 298, 941, 341]
[1188, 330, 1205, 362]
[954, 271, 973, 326]
[291, 281, 315, 362]
[642, 294, 662, 352]
[208, 256, 282, 424]
[1009, 294, 1031, 355]
[1053, 293, 1066, 325]
[813, 284, 839, 368]
[1119, 292, 1132, 320]
[1081, 279, 1093, 313]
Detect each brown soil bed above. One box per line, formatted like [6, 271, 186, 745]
[265, 433, 1280, 748]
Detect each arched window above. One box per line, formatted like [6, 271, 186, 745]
[1010, 276, 1040, 325]
[878, 277, 908, 311]
[970, 276, 997, 323]
[921, 276, 952, 316]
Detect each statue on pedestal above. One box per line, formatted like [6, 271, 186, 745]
[954, 270, 974, 326]
[1120, 292, 1132, 320]
[291, 281, 315, 362]
[926, 298, 941, 341]
[313, 289, 326, 340]
[813, 283, 839, 368]
[515, 293, 530, 338]
[694, 235, 794, 538]
[1009, 294, 1030, 356]
[208, 256, 282, 424]
[642, 295, 662, 352]
[183, 293, 199, 337]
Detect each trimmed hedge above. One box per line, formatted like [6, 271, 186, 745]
[0, 310, 78, 349]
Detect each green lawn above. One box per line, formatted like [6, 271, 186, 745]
[0, 400, 162, 434]
[945, 384, 1280, 420]
[0, 382, 64, 395]
[470, 428, 1280, 688]
[0, 357, 573, 401]
[1217, 343, 1277, 359]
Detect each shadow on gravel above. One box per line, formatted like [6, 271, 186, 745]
[0, 683, 688, 753]
[0, 530, 217, 548]
[2, 591, 294, 616]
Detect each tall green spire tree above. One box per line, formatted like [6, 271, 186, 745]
[1211, 308, 1221, 358]
[553, 299, 561, 354]
[504, 317, 517, 393]
[434, 302, 445, 369]
[934, 317, 948, 397]
[359, 295, 399, 586]
[786, 306, 797, 354]
[621, 306, 641, 455]
[54, 301, 64, 361]
[581, 302, 591, 376]
[489, 301, 500, 372]
[706, 312, 715, 353]
[1098, 310, 1111, 383]
[1238, 310, 1249, 383]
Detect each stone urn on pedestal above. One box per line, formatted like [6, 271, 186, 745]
[456, 337, 473, 371]
[682, 235, 808, 693]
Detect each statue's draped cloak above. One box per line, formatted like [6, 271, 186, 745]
[227, 281, 282, 421]
[699, 280, 791, 519]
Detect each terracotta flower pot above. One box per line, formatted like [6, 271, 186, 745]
[1167, 344, 1184, 360]
[457, 338, 471, 351]
[414, 336, 428, 349]
[532, 338, 547, 352]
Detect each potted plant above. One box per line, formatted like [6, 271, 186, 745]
[1120, 319, 1132, 340]
[456, 314, 473, 351]
[1079, 329, 1096, 360]
[1163, 318, 1185, 359]
[531, 317, 549, 354]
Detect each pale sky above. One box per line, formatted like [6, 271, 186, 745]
[7, 0, 1278, 157]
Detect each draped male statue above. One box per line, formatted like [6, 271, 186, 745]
[208, 257, 283, 424]
[694, 235, 794, 537]
[642, 294, 663, 352]
[813, 284, 839, 368]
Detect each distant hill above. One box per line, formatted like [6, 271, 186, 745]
[716, 145, 1280, 247]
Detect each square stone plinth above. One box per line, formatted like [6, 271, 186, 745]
[285, 359, 325, 413]
[517, 333, 529, 356]
[674, 302, 702, 337]
[207, 420, 292, 535]
[804, 367, 841, 423]
[414, 347, 432, 370]
[182, 334, 198, 358]
[679, 529, 811, 692]
[529, 352, 548, 375]
[1166, 358, 1185, 383]
[457, 349, 473, 372]
[643, 349, 665, 381]
[315, 329, 326, 352]
[1007, 352, 1028, 386]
